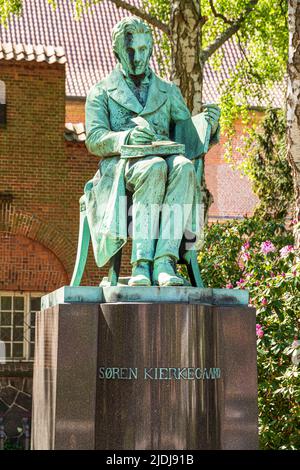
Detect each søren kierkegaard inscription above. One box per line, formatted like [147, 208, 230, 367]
[98, 367, 221, 380]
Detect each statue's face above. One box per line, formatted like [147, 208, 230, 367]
[118, 32, 151, 76]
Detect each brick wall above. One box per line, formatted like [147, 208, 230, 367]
[0, 232, 68, 291]
[65, 98, 85, 122]
[205, 131, 259, 220]
[0, 60, 105, 290]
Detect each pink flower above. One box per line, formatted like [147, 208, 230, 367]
[261, 298, 268, 306]
[260, 241, 276, 254]
[241, 243, 251, 262]
[279, 245, 294, 258]
[281, 272, 286, 278]
[241, 251, 251, 262]
[291, 219, 298, 226]
[242, 241, 251, 250]
[226, 283, 234, 289]
[256, 324, 264, 338]
[255, 281, 260, 286]
[236, 278, 245, 289]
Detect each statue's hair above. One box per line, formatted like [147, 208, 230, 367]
[112, 16, 153, 59]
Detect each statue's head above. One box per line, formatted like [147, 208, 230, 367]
[112, 16, 153, 76]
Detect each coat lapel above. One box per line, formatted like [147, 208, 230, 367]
[107, 68, 144, 114]
[107, 67, 168, 116]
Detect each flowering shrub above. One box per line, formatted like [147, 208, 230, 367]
[256, 324, 264, 338]
[198, 216, 300, 449]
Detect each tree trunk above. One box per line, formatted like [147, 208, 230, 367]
[287, 0, 300, 249]
[170, 0, 203, 114]
[170, 0, 212, 222]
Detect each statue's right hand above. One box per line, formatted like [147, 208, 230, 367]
[128, 126, 155, 145]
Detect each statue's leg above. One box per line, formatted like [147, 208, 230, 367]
[154, 154, 197, 261]
[152, 154, 197, 286]
[124, 155, 167, 285]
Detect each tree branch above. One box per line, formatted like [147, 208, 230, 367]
[236, 31, 262, 81]
[107, 0, 170, 36]
[201, 0, 259, 62]
[208, 0, 234, 25]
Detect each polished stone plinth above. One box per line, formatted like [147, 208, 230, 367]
[31, 295, 258, 450]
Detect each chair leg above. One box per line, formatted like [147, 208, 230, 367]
[108, 249, 122, 286]
[184, 250, 205, 288]
[70, 198, 91, 286]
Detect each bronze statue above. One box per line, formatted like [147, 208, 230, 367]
[84, 16, 220, 286]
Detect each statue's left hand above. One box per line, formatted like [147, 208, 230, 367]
[203, 104, 221, 136]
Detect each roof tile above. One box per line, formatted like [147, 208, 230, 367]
[0, 41, 66, 64]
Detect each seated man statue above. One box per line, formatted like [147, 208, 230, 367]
[85, 16, 220, 287]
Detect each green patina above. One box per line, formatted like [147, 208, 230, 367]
[73, 16, 220, 287]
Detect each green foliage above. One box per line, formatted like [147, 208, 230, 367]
[239, 109, 294, 220]
[199, 217, 300, 449]
[203, 0, 287, 77]
[199, 216, 293, 287]
[143, 1, 287, 120]
[204, 0, 287, 145]
[0, 0, 22, 25]
[142, 0, 170, 25]
[0, 0, 91, 24]
[213, 0, 288, 134]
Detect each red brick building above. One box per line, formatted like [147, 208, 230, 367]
[0, 0, 280, 441]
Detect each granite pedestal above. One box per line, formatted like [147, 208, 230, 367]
[31, 287, 258, 450]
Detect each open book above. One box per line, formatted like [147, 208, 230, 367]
[120, 141, 185, 158]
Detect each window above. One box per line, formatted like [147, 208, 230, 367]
[0, 80, 6, 127]
[0, 292, 43, 362]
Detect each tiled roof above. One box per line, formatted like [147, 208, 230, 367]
[0, 41, 66, 63]
[0, 0, 285, 107]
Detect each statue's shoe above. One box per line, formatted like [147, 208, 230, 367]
[153, 256, 184, 287]
[128, 261, 151, 287]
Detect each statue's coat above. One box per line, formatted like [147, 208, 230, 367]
[85, 66, 219, 267]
